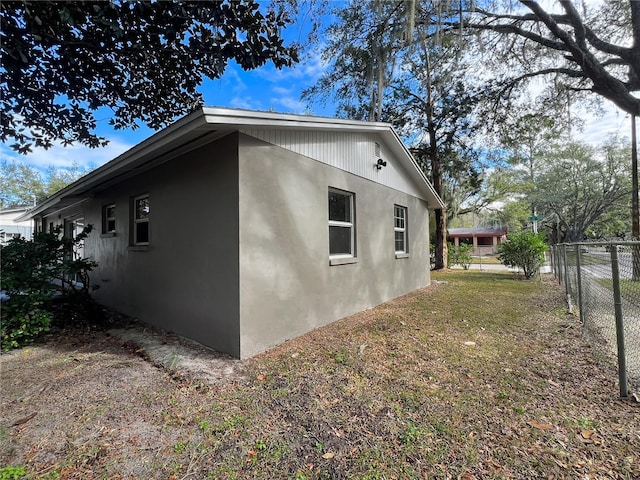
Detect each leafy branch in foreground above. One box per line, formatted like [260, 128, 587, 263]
[1, 0, 299, 153]
[1, 225, 99, 350]
[446, 1, 639, 116]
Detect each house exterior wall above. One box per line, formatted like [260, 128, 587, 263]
[0, 208, 33, 244]
[237, 134, 431, 358]
[40, 134, 242, 357]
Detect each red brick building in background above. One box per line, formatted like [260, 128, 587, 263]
[447, 227, 508, 255]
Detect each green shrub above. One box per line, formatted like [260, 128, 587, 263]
[446, 242, 455, 268]
[1, 226, 99, 350]
[497, 231, 548, 279]
[448, 242, 473, 270]
[456, 243, 473, 270]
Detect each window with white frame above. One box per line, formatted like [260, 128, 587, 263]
[102, 204, 116, 233]
[65, 217, 86, 283]
[133, 194, 150, 245]
[0, 232, 21, 245]
[328, 188, 355, 257]
[394, 205, 408, 254]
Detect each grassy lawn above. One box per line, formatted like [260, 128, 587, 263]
[595, 277, 640, 307]
[470, 255, 502, 265]
[1, 271, 638, 479]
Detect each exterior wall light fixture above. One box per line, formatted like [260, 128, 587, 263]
[375, 158, 387, 170]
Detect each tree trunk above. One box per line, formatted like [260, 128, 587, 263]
[424, 44, 448, 270]
[434, 208, 448, 270]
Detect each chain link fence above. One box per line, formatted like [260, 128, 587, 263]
[550, 242, 640, 397]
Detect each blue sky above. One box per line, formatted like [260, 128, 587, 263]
[0, 50, 332, 172]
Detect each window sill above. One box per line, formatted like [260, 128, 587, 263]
[329, 256, 358, 266]
[395, 252, 410, 259]
[128, 245, 150, 252]
[100, 232, 116, 238]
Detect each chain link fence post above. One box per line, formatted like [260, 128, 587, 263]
[575, 244, 585, 325]
[558, 244, 564, 286]
[610, 245, 629, 398]
[562, 244, 569, 294]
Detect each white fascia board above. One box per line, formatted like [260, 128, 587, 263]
[202, 107, 390, 132]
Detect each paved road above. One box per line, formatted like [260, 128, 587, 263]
[450, 263, 551, 273]
[562, 255, 640, 386]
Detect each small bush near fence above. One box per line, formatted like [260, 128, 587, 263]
[498, 231, 548, 279]
[0, 226, 101, 350]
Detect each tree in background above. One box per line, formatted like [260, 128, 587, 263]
[301, 0, 398, 122]
[1, 0, 298, 153]
[450, 0, 639, 248]
[535, 139, 631, 242]
[388, 37, 483, 270]
[449, 1, 639, 117]
[0, 161, 88, 208]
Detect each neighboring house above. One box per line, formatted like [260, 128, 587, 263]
[448, 227, 508, 255]
[19, 107, 445, 359]
[0, 206, 33, 245]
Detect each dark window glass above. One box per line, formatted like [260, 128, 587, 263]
[329, 191, 351, 222]
[329, 226, 352, 255]
[136, 222, 149, 244]
[103, 204, 116, 233]
[395, 231, 405, 252]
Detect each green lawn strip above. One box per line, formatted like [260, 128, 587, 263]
[470, 256, 503, 265]
[595, 277, 640, 306]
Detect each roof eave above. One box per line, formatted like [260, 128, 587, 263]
[19, 109, 209, 220]
[22, 107, 445, 219]
[201, 107, 391, 131]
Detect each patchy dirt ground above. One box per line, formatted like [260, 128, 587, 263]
[1, 272, 639, 479]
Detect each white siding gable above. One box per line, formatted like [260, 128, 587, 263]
[240, 128, 426, 200]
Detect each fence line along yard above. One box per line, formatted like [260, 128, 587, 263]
[551, 242, 640, 398]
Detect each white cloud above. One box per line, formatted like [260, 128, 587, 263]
[256, 50, 328, 84]
[229, 95, 264, 111]
[224, 67, 248, 94]
[272, 96, 309, 114]
[576, 103, 631, 145]
[1, 137, 133, 172]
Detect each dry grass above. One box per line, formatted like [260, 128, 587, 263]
[1, 271, 638, 479]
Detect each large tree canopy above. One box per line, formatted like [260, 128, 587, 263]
[303, 1, 488, 269]
[447, 0, 639, 116]
[1, 0, 298, 153]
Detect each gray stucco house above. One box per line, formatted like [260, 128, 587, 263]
[21, 108, 445, 358]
